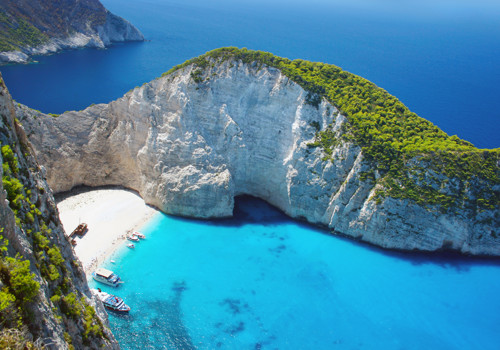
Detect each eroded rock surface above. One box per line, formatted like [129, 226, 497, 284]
[18, 58, 500, 256]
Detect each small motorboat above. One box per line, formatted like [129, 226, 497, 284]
[126, 234, 139, 242]
[92, 288, 130, 313]
[132, 231, 146, 239]
[126, 243, 135, 249]
[92, 268, 123, 287]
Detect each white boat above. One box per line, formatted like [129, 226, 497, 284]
[92, 288, 130, 313]
[126, 243, 135, 249]
[132, 231, 146, 239]
[92, 268, 123, 287]
[126, 234, 139, 242]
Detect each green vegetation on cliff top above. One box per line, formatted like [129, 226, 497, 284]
[164, 47, 499, 212]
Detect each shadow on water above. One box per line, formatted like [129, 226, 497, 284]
[59, 186, 500, 271]
[217, 196, 500, 272]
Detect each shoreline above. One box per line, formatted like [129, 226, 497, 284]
[56, 187, 159, 277]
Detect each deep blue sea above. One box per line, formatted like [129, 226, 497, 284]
[2, 1, 500, 348]
[0, 0, 499, 148]
[90, 197, 500, 350]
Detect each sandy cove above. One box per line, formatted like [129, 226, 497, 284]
[56, 187, 159, 276]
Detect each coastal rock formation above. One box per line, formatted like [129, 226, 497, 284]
[0, 0, 144, 64]
[18, 49, 500, 256]
[0, 74, 118, 348]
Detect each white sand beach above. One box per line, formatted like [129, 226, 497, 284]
[57, 188, 159, 275]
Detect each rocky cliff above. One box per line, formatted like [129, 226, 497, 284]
[18, 48, 500, 256]
[0, 0, 144, 64]
[0, 73, 118, 348]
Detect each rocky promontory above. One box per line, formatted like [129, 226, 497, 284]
[18, 48, 500, 256]
[0, 0, 144, 64]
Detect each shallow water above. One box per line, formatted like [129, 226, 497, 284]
[89, 197, 500, 349]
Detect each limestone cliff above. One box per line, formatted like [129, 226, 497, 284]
[18, 48, 500, 256]
[0, 0, 144, 64]
[0, 74, 118, 348]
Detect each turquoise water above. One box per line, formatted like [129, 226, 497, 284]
[89, 197, 500, 349]
[1, 0, 500, 148]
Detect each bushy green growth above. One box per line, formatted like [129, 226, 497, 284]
[163, 47, 500, 211]
[190, 69, 203, 83]
[47, 264, 60, 281]
[47, 247, 64, 266]
[0, 234, 40, 327]
[0, 290, 16, 312]
[33, 231, 50, 252]
[0, 12, 48, 52]
[24, 211, 34, 224]
[1, 145, 19, 174]
[64, 331, 75, 350]
[82, 302, 104, 343]
[0, 328, 40, 349]
[53, 292, 105, 343]
[2, 175, 24, 211]
[2, 145, 28, 215]
[3, 255, 39, 303]
[309, 121, 321, 132]
[50, 294, 61, 304]
[60, 292, 80, 319]
[1, 135, 106, 344]
[308, 128, 338, 158]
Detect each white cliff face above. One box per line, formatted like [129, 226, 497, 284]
[0, 10, 144, 65]
[19, 59, 500, 255]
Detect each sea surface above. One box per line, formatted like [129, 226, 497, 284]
[2, 1, 499, 348]
[89, 197, 500, 350]
[0, 0, 499, 148]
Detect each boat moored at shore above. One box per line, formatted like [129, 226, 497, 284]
[92, 268, 123, 287]
[132, 231, 146, 239]
[127, 233, 139, 242]
[92, 288, 130, 313]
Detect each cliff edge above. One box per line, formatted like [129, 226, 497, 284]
[18, 48, 500, 256]
[0, 0, 144, 64]
[0, 73, 118, 348]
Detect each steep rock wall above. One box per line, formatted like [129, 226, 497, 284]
[18, 58, 500, 256]
[0, 74, 118, 349]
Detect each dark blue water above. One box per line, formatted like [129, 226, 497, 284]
[1, 0, 499, 148]
[90, 197, 500, 350]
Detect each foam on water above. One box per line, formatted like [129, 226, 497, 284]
[89, 197, 500, 349]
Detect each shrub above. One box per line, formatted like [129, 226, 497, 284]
[5, 255, 39, 303]
[60, 293, 81, 319]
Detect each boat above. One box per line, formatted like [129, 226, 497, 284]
[126, 235, 139, 242]
[126, 234, 139, 242]
[92, 288, 130, 313]
[92, 268, 123, 287]
[132, 231, 146, 239]
[126, 243, 135, 249]
[70, 223, 88, 237]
